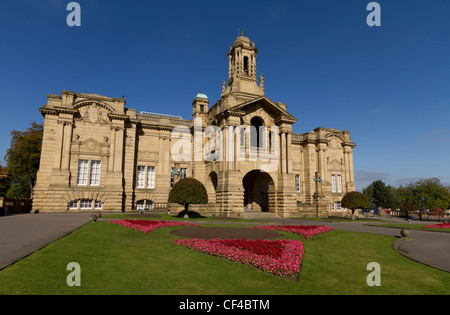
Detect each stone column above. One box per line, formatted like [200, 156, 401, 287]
[114, 127, 124, 173]
[61, 122, 73, 171]
[280, 132, 286, 174]
[286, 132, 292, 174]
[53, 120, 65, 170]
[108, 126, 117, 172]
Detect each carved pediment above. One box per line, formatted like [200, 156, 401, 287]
[75, 103, 111, 125]
[328, 158, 343, 171]
[228, 96, 297, 125]
[73, 137, 109, 156]
[137, 150, 159, 162]
[327, 136, 343, 150]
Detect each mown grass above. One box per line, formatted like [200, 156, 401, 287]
[0, 220, 448, 295]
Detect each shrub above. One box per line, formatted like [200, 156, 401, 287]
[168, 178, 208, 217]
[341, 191, 370, 220]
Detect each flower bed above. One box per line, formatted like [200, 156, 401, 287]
[252, 225, 334, 239]
[424, 222, 450, 229]
[110, 219, 201, 234]
[174, 238, 304, 278]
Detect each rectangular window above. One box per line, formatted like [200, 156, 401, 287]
[137, 165, 146, 188]
[337, 174, 342, 193]
[170, 167, 175, 188]
[94, 201, 103, 209]
[331, 174, 336, 193]
[180, 168, 187, 179]
[147, 166, 155, 189]
[77, 160, 89, 186]
[136, 200, 145, 210]
[90, 160, 101, 186]
[295, 174, 301, 193]
[80, 199, 92, 209]
[69, 201, 78, 209]
[336, 202, 342, 211]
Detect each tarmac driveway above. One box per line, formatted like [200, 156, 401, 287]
[0, 213, 91, 270]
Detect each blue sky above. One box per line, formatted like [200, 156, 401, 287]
[0, 0, 449, 191]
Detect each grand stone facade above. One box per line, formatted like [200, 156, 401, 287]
[33, 32, 356, 218]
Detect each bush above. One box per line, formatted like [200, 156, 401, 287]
[168, 178, 208, 217]
[341, 191, 370, 220]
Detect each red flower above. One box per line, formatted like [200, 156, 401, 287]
[252, 225, 334, 238]
[110, 219, 201, 233]
[174, 238, 304, 278]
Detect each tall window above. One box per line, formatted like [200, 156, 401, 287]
[331, 174, 336, 193]
[170, 167, 187, 188]
[147, 166, 155, 189]
[295, 174, 301, 193]
[180, 168, 187, 179]
[77, 160, 101, 186]
[90, 161, 101, 186]
[331, 174, 342, 193]
[337, 174, 342, 193]
[137, 165, 156, 189]
[243, 56, 249, 75]
[77, 160, 89, 186]
[137, 165, 146, 188]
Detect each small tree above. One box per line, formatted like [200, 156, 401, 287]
[341, 191, 370, 220]
[4, 122, 43, 198]
[168, 178, 208, 218]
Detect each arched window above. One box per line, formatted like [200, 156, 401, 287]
[250, 117, 263, 148]
[136, 199, 153, 211]
[243, 56, 249, 75]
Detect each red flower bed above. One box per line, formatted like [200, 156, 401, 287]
[110, 219, 201, 233]
[425, 222, 450, 229]
[174, 238, 304, 278]
[252, 225, 334, 239]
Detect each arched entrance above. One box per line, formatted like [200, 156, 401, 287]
[242, 170, 275, 212]
[206, 171, 218, 203]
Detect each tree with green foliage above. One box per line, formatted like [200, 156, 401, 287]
[4, 122, 43, 199]
[341, 191, 371, 220]
[168, 177, 208, 218]
[396, 178, 449, 210]
[363, 180, 401, 209]
[0, 163, 11, 197]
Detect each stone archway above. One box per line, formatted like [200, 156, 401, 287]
[206, 171, 218, 203]
[242, 170, 275, 212]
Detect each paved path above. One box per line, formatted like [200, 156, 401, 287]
[266, 217, 450, 272]
[0, 213, 449, 273]
[0, 213, 91, 270]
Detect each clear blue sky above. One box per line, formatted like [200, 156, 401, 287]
[0, 0, 449, 191]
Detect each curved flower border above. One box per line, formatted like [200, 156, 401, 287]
[252, 225, 334, 239]
[174, 238, 304, 278]
[110, 219, 201, 234]
[424, 222, 450, 229]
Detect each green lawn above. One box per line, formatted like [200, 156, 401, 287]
[0, 220, 448, 295]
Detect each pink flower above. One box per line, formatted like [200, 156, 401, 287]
[252, 225, 334, 239]
[110, 219, 201, 233]
[174, 238, 304, 278]
[425, 222, 450, 229]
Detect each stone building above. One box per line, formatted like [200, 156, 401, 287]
[33, 32, 356, 218]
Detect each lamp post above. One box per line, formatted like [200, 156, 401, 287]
[421, 197, 425, 213]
